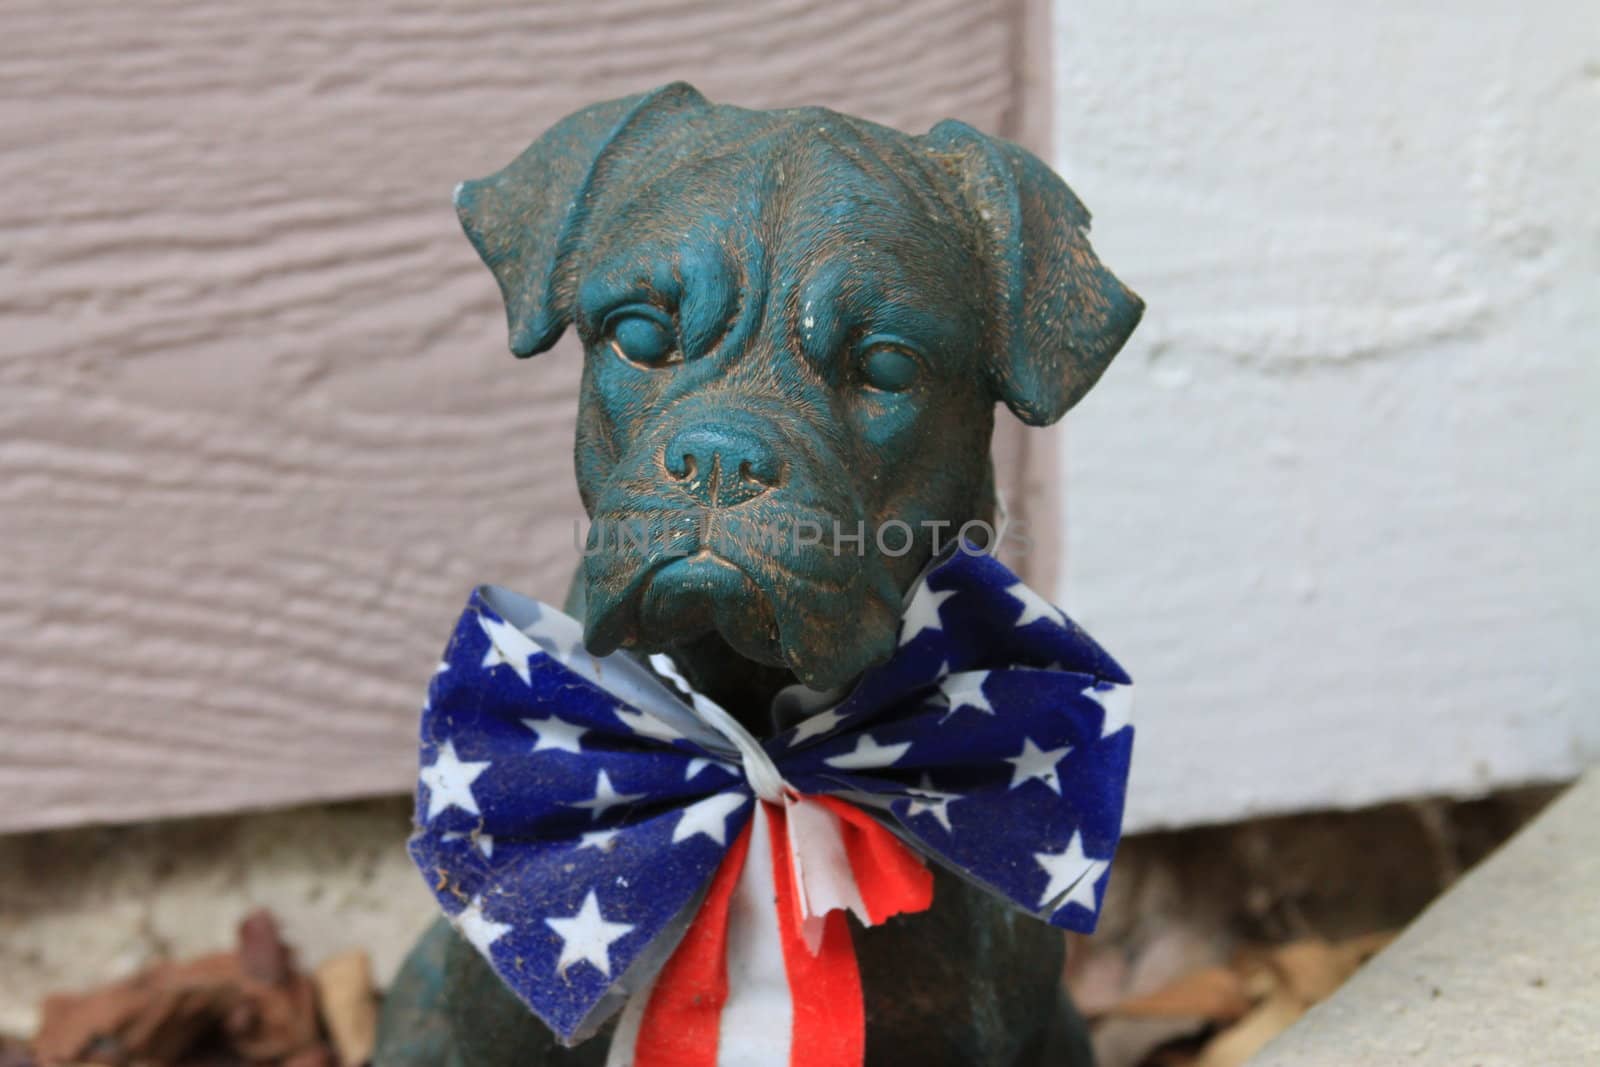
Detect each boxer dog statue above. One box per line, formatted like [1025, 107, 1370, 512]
[377, 83, 1142, 1067]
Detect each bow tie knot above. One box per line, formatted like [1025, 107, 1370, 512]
[643, 652, 791, 804]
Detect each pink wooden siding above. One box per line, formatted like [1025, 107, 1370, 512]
[1, 0, 1057, 833]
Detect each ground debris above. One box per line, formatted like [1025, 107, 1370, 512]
[27, 909, 363, 1067]
[1, 1035, 36, 1067]
[310, 952, 377, 1067]
[1068, 787, 1558, 1067]
[1080, 932, 1397, 1067]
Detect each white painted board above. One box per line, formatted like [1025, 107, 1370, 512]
[1052, 0, 1600, 830]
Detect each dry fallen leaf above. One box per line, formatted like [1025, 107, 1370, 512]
[33, 953, 240, 1064]
[1193, 992, 1305, 1067]
[1258, 931, 1397, 1006]
[1097, 930, 1400, 1067]
[1263, 939, 1348, 1005]
[312, 950, 377, 1067]
[31, 909, 330, 1067]
[1112, 966, 1252, 1025]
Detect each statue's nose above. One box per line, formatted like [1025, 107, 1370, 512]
[664, 423, 784, 507]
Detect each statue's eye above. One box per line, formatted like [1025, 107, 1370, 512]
[604, 306, 678, 367]
[859, 338, 921, 393]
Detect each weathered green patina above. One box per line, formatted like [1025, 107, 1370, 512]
[378, 83, 1138, 1066]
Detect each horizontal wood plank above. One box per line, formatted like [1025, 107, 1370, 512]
[0, 0, 1046, 832]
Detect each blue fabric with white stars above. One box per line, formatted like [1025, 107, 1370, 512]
[409, 546, 1134, 1044]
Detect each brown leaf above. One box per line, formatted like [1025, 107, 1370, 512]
[1111, 966, 1252, 1024]
[31, 909, 331, 1066]
[226, 972, 321, 1062]
[33, 953, 238, 1064]
[0, 1035, 37, 1067]
[1264, 931, 1396, 1006]
[1193, 993, 1305, 1067]
[311, 951, 377, 1067]
[237, 910, 292, 987]
[282, 1049, 336, 1067]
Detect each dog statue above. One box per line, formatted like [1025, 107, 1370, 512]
[376, 83, 1141, 1067]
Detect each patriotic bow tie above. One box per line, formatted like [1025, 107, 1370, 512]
[408, 547, 1134, 1064]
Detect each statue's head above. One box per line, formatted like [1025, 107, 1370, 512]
[456, 83, 1140, 691]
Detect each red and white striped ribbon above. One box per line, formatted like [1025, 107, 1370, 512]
[606, 793, 933, 1067]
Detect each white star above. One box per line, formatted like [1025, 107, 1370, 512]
[1005, 581, 1066, 629]
[478, 614, 537, 685]
[1005, 738, 1073, 794]
[521, 715, 587, 755]
[567, 769, 646, 821]
[902, 774, 961, 832]
[578, 828, 620, 852]
[434, 660, 451, 675]
[788, 706, 848, 746]
[671, 792, 749, 846]
[612, 704, 684, 743]
[545, 891, 635, 978]
[1084, 683, 1133, 738]
[899, 581, 957, 646]
[521, 605, 588, 660]
[1035, 831, 1109, 916]
[936, 671, 995, 721]
[476, 834, 495, 859]
[454, 895, 513, 958]
[824, 733, 913, 770]
[685, 757, 733, 780]
[420, 740, 491, 820]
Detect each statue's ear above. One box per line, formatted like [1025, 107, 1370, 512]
[927, 120, 1143, 425]
[454, 82, 710, 357]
